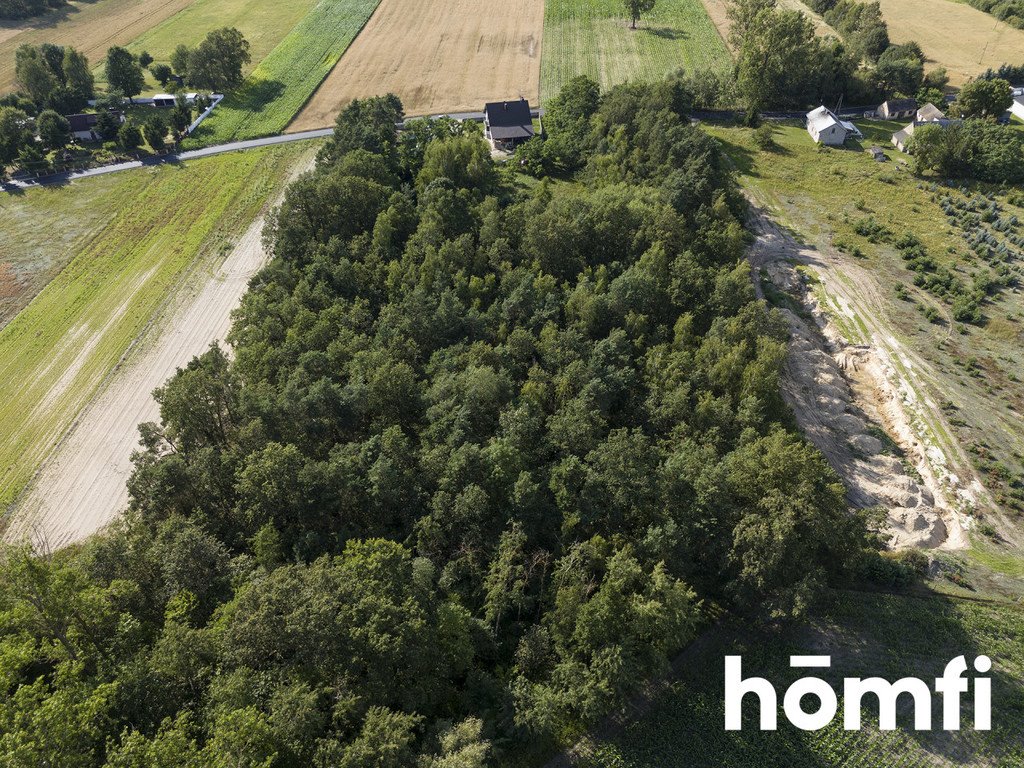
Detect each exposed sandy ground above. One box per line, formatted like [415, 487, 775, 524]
[0, 0, 195, 92]
[288, 0, 544, 128]
[4, 155, 314, 549]
[747, 202, 973, 550]
[877, 0, 1024, 85]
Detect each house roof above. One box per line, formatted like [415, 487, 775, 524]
[807, 105, 842, 133]
[484, 99, 534, 140]
[917, 102, 946, 121]
[892, 126, 912, 145]
[65, 113, 98, 132]
[882, 98, 917, 112]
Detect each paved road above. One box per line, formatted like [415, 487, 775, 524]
[1, 128, 335, 192]
[0, 108, 543, 192]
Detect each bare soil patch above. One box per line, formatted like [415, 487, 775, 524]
[747, 203, 969, 550]
[289, 0, 544, 128]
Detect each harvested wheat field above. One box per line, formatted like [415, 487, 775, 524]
[288, 0, 544, 128]
[0, 0, 197, 92]
[878, 0, 1024, 85]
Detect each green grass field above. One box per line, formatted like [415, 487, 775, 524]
[92, 0, 320, 91]
[182, 0, 380, 146]
[583, 589, 1024, 766]
[0, 144, 307, 510]
[539, 0, 732, 102]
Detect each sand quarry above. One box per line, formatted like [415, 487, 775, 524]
[746, 204, 975, 550]
[289, 0, 545, 127]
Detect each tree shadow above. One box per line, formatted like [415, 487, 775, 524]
[642, 26, 687, 40]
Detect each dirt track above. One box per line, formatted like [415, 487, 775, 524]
[4, 155, 312, 549]
[288, 0, 544, 127]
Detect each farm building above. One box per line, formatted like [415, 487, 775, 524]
[806, 106, 862, 145]
[877, 98, 917, 119]
[891, 104, 957, 152]
[916, 102, 946, 122]
[867, 145, 886, 161]
[483, 98, 534, 151]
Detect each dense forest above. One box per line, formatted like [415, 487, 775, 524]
[0, 77, 890, 765]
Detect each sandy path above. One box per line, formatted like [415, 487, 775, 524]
[289, 0, 544, 128]
[4, 157, 310, 549]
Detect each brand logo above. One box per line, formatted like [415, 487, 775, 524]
[724, 655, 991, 731]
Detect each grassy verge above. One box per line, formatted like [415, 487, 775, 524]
[0, 144, 306, 510]
[182, 0, 381, 146]
[539, 0, 731, 102]
[583, 589, 1024, 765]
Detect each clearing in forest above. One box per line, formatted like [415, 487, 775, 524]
[876, 0, 1024, 85]
[0, 0, 196, 93]
[288, 0, 545, 128]
[0, 144, 307, 516]
[540, 0, 732, 103]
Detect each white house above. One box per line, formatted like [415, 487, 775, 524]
[806, 106, 861, 145]
[891, 103, 955, 152]
[1010, 91, 1024, 122]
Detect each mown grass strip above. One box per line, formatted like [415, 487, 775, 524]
[539, 0, 732, 102]
[0, 144, 305, 509]
[182, 0, 381, 146]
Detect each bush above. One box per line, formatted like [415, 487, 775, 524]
[753, 123, 776, 150]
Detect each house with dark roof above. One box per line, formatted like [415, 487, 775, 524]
[65, 111, 125, 142]
[483, 98, 534, 151]
[877, 98, 918, 120]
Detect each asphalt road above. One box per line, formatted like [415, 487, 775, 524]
[1, 127, 335, 191]
[0, 108, 542, 192]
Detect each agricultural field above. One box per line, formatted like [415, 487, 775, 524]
[0, 0, 196, 93]
[0, 143, 306, 514]
[183, 0, 380, 145]
[582, 588, 1024, 766]
[704, 121, 1024, 541]
[289, 0, 545, 127]
[539, 0, 731, 103]
[876, 0, 1024, 85]
[92, 0, 320, 90]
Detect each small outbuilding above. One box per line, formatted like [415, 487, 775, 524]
[867, 145, 886, 162]
[877, 98, 918, 120]
[483, 98, 534, 151]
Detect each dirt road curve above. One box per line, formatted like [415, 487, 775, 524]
[4, 189, 288, 548]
